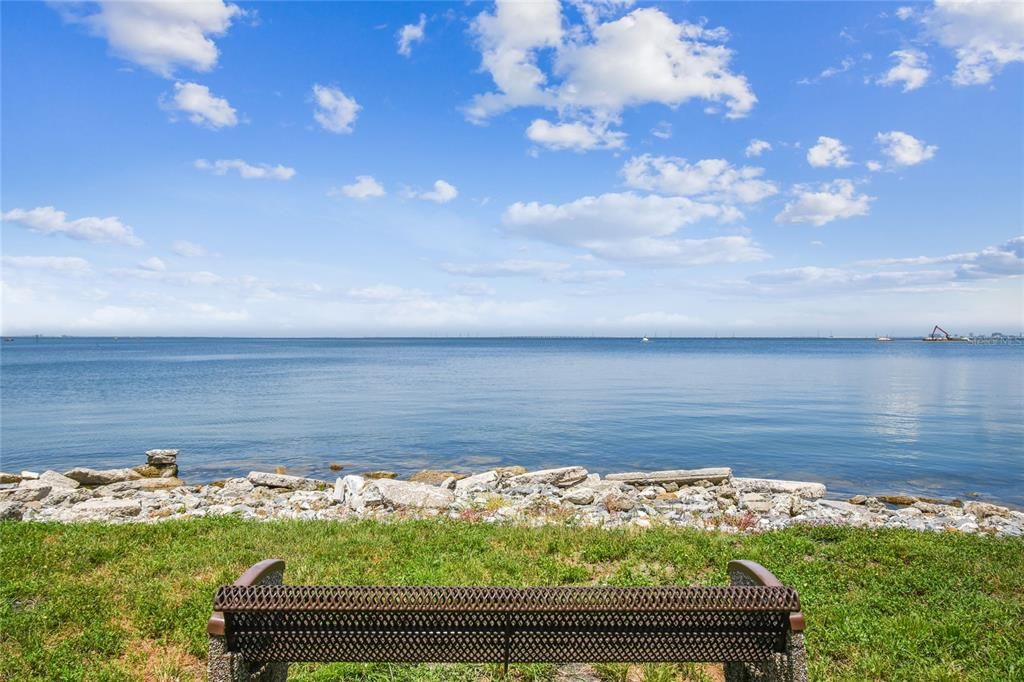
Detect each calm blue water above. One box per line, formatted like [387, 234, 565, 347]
[1, 337, 1022, 505]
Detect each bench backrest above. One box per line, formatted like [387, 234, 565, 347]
[214, 584, 802, 665]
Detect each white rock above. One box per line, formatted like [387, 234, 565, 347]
[1, 484, 51, 502]
[20, 471, 40, 480]
[454, 471, 499, 494]
[370, 479, 455, 510]
[732, 477, 826, 499]
[504, 466, 588, 489]
[739, 492, 773, 513]
[963, 501, 1010, 519]
[219, 478, 255, 497]
[606, 468, 732, 486]
[38, 470, 81, 489]
[145, 449, 179, 465]
[64, 467, 142, 486]
[247, 471, 328, 491]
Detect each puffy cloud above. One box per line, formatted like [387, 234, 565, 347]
[139, 257, 166, 272]
[621, 155, 778, 204]
[163, 82, 237, 128]
[1, 255, 92, 275]
[798, 56, 856, 85]
[502, 191, 766, 266]
[397, 14, 426, 57]
[553, 8, 756, 119]
[866, 160, 883, 172]
[331, 175, 386, 199]
[467, 3, 755, 148]
[877, 49, 931, 91]
[2, 206, 142, 246]
[774, 180, 873, 227]
[806, 136, 852, 168]
[172, 240, 210, 257]
[876, 130, 937, 167]
[955, 236, 1024, 279]
[409, 180, 458, 203]
[923, 0, 1024, 86]
[526, 119, 626, 151]
[194, 158, 296, 180]
[59, 0, 242, 77]
[896, 6, 916, 21]
[745, 139, 772, 157]
[312, 84, 360, 134]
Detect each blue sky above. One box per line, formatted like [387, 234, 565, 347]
[1, 0, 1022, 336]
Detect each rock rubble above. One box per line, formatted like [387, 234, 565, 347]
[1, 455, 1021, 537]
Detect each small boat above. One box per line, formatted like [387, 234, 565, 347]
[641, 336, 650, 343]
[875, 336, 891, 342]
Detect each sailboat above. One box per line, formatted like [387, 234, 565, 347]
[641, 336, 650, 343]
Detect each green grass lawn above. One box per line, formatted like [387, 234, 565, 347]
[1, 519, 1022, 681]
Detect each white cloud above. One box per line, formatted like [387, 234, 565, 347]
[745, 139, 772, 157]
[621, 155, 778, 204]
[332, 175, 386, 200]
[651, 121, 672, 139]
[139, 257, 166, 272]
[877, 49, 931, 91]
[526, 119, 627, 151]
[111, 266, 223, 287]
[807, 136, 853, 168]
[876, 130, 938, 167]
[397, 14, 426, 57]
[2, 206, 143, 246]
[923, 0, 1024, 86]
[172, 240, 210, 257]
[467, 3, 755, 146]
[866, 160, 883, 172]
[956, 236, 1024, 279]
[895, 6, 916, 21]
[502, 191, 766, 266]
[1, 255, 92, 275]
[442, 259, 570, 277]
[798, 56, 856, 84]
[622, 311, 705, 328]
[455, 282, 497, 297]
[61, 0, 243, 77]
[774, 180, 873, 226]
[312, 84, 360, 134]
[194, 158, 296, 180]
[163, 82, 237, 128]
[346, 284, 425, 303]
[410, 180, 458, 203]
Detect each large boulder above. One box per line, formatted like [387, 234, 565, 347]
[94, 478, 184, 496]
[369, 479, 455, 510]
[247, 471, 329, 491]
[606, 468, 732, 487]
[504, 466, 589, 489]
[64, 467, 142, 486]
[68, 498, 142, 520]
[0, 484, 51, 503]
[38, 470, 80, 489]
[145, 449, 178, 465]
[732, 477, 826, 500]
[0, 500, 24, 520]
[454, 470, 499, 494]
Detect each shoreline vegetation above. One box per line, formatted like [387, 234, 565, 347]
[2, 519, 1022, 681]
[2, 450, 1022, 536]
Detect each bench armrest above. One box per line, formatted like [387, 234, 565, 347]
[208, 559, 285, 636]
[728, 560, 804, 632]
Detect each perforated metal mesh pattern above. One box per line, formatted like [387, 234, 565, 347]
[215, 585, 800, 665]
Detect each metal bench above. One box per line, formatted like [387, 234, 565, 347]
[208, 559, 806, 681]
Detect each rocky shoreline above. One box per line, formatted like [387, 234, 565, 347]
[1, 450, 1021, 537]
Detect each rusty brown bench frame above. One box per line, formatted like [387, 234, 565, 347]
[208, 559, 806, 682]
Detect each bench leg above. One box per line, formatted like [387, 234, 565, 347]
[723, 631, 807, 682]
[208, 635, 288, 682]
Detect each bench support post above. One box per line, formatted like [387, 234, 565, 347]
[208, 560, 289, 682]
[725, 561, 808, 682]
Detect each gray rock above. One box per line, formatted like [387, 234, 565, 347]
[818, 499, 862, 514]
[94, 478, 184, 496]
[370, 479, 455, 510]
[0, 472, 20, 484]
[20, 471, 40, 480]
[1, 484, 51, 502]
[64, 467, 142, 486]
[219, 478, 255, 496]
[145, 449, 179, 465]
[606, 468, 732, 486]
[133, 463, 178, 478]
[504, 466, 589, 489]
[246, 471, 328, 491]
[38, 470, 81, 489]
[0, 500, 25, 520]
[69, 498, 142, 519]
[732, 477, 826, 499]
[739, 492, 773, 513]
[563, 488, 595, 505]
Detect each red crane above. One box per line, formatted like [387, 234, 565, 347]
[930, 325, 952, 340]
